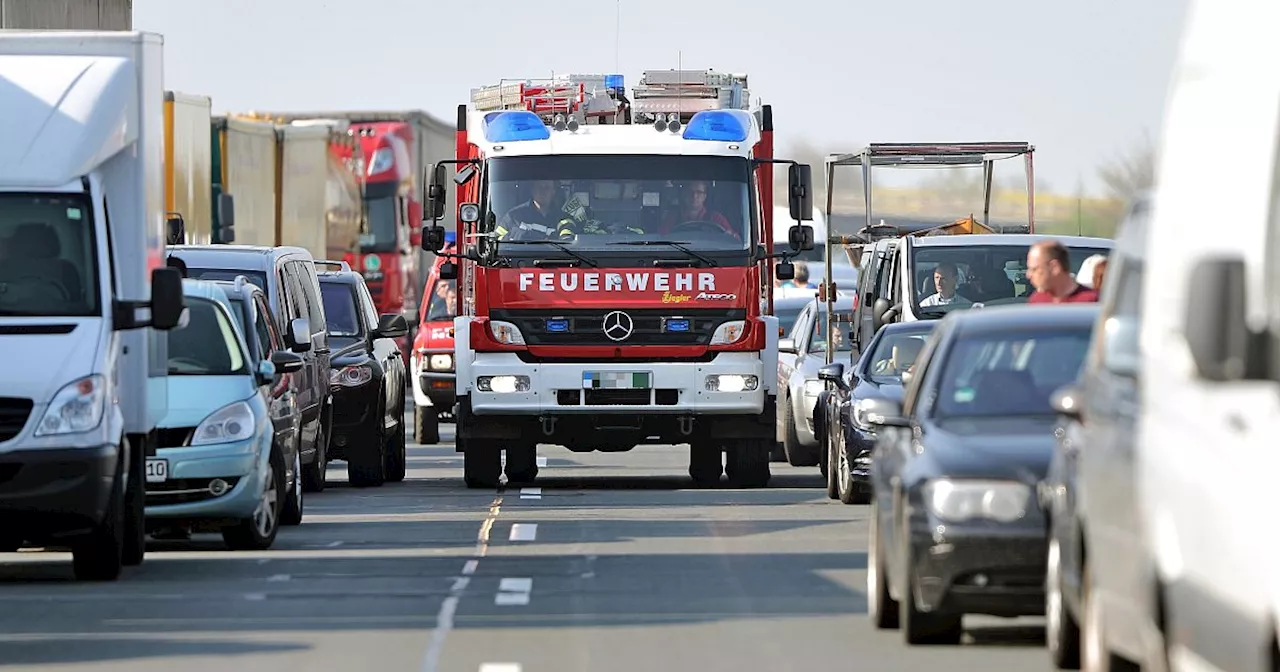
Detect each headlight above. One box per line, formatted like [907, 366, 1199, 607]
[489, 320, 526, 346]
[34, 374, 107, 436]
[477, 375, 530, 393]
[330, 364, 373, 387]
[709, 320, 746, 345]
[705, 374, 758, 392]
[804, 379, 824, 396]
[429, 353, 454, 370]
[192, 400, 256, 446]
[851, 398, 877, 431]
[922, 479, 1030, 523]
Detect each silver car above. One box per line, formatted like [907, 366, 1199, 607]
[776, 295, 855, 472]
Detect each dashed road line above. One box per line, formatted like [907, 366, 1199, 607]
[479, 664, 522, 672]
[509, 523, 537, 542]
[519, 487, 541, 500]
[536, 456, 548, 468]
[422, 492, 503, 672]
[495, 577, 533, 606]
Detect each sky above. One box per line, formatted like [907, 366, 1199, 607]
[133, 0, 1190, 197]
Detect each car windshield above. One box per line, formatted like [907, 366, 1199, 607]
[425, 277, 457, 322]
[320, 282, 361, 337]
[185, 267, 269, 293]
[932, 326, 1092, 418]
[486, 155, 753, 258]
[0, 193, 100, 317]
[810, 310, 856, 353]
[911, 243, 1111, 315]
[864, 327, 934, 382]
[167, 298, 248, 376]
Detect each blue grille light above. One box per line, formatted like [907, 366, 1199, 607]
[545, 318, 570, 332]
[681, 110, 752, 143]
[482, 111, 552, 143]
[664, 318, 691, 333]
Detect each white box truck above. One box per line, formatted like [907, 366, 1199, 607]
[0, 31, 186, 580]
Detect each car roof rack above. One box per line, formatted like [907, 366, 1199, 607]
[314, 260, 352, 273]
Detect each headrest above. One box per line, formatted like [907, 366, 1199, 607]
[11, 223, 60, 258]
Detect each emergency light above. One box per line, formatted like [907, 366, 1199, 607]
[445, 230, 456, 244]
[681, 109, 752, 143]
[482, 110, 552, 142]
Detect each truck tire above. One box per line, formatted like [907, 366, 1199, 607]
[414, 405, 440, 444]
[121, 436, 146, 566]
[504, 443, 539, 485]
[72, 459, 125, 582]
[463, 438, 502, 489]
[725, 438, 771, 488]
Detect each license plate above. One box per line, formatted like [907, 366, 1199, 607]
[582, 371, 652, 389]
[145, 458, 168, 483]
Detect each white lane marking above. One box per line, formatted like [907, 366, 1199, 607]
[479, 665, 522, 672]
[494, 591, 530, 606]
[519, 487, 541, 500]
[495, 577, 533, 606]
[498, 578, 533, 593]
[257, 559, 271, 565]
[509, 523, 537, 541]
[536, 456, 547, 468]
[326, 541, 344, 548]
[266, 574, 291, 582]
[421, 494, 503, 672]
[244, 593, 266, 601]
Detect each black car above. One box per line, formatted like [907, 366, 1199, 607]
[315, 262, 410, 487]
[815, 320, 936, 504]
[169, 245, 333, 493]
[863, 304, 1098, 645]
[210, 276, 307, 525]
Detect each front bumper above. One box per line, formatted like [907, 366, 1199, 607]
[412, 353, 456, 409]
[0, 444, 120, 542]
[908, 521, 1047, 618]
[468, 351, 765, 415]
[144, 436, 265, 521]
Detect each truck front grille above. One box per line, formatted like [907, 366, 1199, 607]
[490, 308, 745, 347]
[0, 398, 33, 442]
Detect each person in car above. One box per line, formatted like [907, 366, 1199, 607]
[919, 262, 972, 307]
[872, 335, 926, 375]
[1026, 240, 1099, 303]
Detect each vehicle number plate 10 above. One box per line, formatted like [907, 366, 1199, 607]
[582, 371, 652, 389]
[145, 458, 168, 483]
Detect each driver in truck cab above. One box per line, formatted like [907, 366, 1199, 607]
[496, 180, 560, 240]
[658, 180, 736, 239]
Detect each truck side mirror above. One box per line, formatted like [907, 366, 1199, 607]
[425, 163, 447, 221]
[788, 224, 814, 251]
[216, 192, 236, 243]
[775, 260, 795, 281]
[422, 225, 447, 253]
[165, 213, 186, 246]
[1184, 256, 1267, 381]
[439, 261, 458, 280]
[872, 298, 892, 333]
[149, 267, 185, 330]
[788, 163, 813, 222]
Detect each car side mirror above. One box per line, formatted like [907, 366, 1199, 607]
[818, 362, 849, 391]
[1184, 256, 1267, 381]
[149, 267, 185, 330]
[256, 359, 277, 386]
[286, 317, 312, 353]
[270, 349, 305, 374]
[872, 298, 892, 333]
[439, 261, 458, 280]
[779, 337, 797, 355]
[375, 313, 410, 339]
[1050, 383, 1082, 420]
[864, 398, 910, 428]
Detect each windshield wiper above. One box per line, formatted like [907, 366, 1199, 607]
[608, 240, 717, 267]
[498, 240, 598, 268]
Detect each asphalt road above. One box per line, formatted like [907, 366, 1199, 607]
[0, 418, 1054, 671]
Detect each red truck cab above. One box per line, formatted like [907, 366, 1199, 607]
[409, 235, 457, 444]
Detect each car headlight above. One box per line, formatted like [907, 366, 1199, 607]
[709, 320, 746, 345]
[429, 353, 454, 370]
[489, 320, 526, 346]
[330, 364, 373, 387]
[921, 479, 1030, 523]
[804, 379, 824, 396]
[192, 400, 256, 446]
[850, 398, 876, 431]
[34, 374, 107, 437]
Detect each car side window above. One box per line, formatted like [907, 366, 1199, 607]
[254, 293, 282, 352]
[356, 281, 379, 331]
[1102, 258, 1143, 374]
[902, 325, 945, 416]
[296, 262, 327, 337]
[790, 304, 811, 342]
[277, 263, 301, 322]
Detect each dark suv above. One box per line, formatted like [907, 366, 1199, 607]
[314, 262, 410, 487]
[167, 245, 333, 492]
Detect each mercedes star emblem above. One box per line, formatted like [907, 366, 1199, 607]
[602, 310, 634, 342]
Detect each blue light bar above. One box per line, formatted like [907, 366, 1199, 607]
[682, 110, 752, 143]
[545, 318, 570, 333]
[664, 318, 691, 333]
[605, 74, 625, 93]
[482, 111, 551, 143]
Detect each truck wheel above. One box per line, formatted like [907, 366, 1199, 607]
[414, 405, 440, 444]
[688, 442, 723, 487]
[770, 442, 787, 462]
[726, 438, 771, 488]
[121, 436, 146, 566]
[223, 448, 284, 551]
[348, 398, 387, 488]
[72, 460, 125, 581]
[504, 443, 539, 485]
[463, 438, 502, 489]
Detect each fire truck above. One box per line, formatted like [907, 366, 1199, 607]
[420, 70, 816, 489]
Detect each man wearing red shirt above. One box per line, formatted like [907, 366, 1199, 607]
[1025, 240, 1099, 303]
[659, 181, 738, 239]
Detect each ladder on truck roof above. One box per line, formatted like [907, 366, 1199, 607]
[471, 74, 628, 124]
[630, 69, 751, 123]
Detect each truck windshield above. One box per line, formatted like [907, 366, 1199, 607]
[485, 155, 753, 256]
[361, 195, 399, 254]
[911, 243, 1112, 314]
[0, 193, 100, 317]
[167, 298, 249, 376]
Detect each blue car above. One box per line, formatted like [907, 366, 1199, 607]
[144, 280, 304, 550]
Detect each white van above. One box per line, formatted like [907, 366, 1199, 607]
[1138, 1, 1280, 670]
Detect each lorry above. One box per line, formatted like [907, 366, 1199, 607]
[164, 91, 214, 244]
[210, 114, 276, 246]
[0, 30, 187, 580]
[421, 70, 816, 489]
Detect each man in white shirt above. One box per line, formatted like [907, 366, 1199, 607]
[919, 262, 972, 307]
